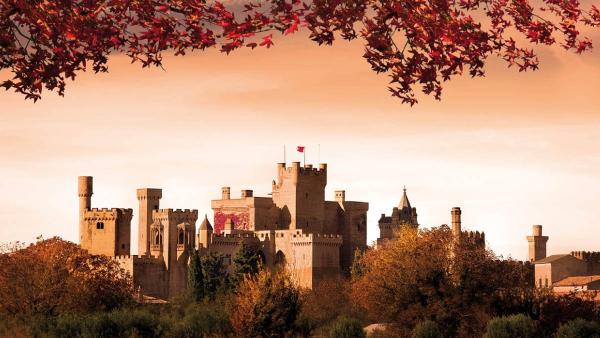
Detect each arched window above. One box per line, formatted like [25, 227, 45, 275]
[154, 230, 160, 245]
[178, 229, 185, 245]
[96, 222, 104, 230]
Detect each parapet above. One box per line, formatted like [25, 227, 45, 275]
[462, 230, 485, 247]
[136, 188, 162, 200]
[153, 209, 198, 223]
[84, 208, 133, 220]
[290, 231, 343, 246]
[571, 251, 600, 262]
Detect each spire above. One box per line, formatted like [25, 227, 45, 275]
[399, 186, 412, 210]
[200, 214, 212, 231]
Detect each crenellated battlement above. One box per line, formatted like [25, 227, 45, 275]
[84, 208, 133, 221]
[290, 230, 343, 246]
[461, 230, 486, 247]
[152, 209, 198, 222]
[279, 162, 327, 177]
[571, 251, 600, 262]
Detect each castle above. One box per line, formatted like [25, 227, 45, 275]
[376, 188, 485, 248]
[78, 162, 368, 299]
[527, 225, 600, 293]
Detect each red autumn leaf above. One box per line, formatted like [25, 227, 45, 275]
[259, 34, 274, 48]
[0, 0, 597, 104]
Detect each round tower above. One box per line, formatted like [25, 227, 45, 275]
[78, 176, 93, 244]
[527, 225, 548, 262]
[451, 207, 462, 238]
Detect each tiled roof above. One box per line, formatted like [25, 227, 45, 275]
[534, 254, 570, 264]
[553, 276, 600, 287]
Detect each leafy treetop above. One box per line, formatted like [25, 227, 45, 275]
[1, 0, 599, 104]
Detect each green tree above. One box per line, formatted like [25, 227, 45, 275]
[200, 252, 229, 299]
[187, 249, 204, 302]
[329, 316, 365, 338]
[484, 314, 538, 338]
[412, 320, 442, 338]
[232, 242, 263, 285]
[556, 318, 600, 338]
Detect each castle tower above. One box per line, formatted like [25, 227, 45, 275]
[198, 214, 213, 250]
[78, 176, 93, 244]
[271, 162, 327, 231]
[451, 207, 462, 238]
[137, 188, 162, 256]
[527, 225, 548, 262]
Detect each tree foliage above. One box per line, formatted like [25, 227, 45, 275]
[412, 320, 443, 338]
[483, 314, 538, 338]
[555, 318, 600, 338]
[0, 237, 133, 317]
[187, 249, 204, 302]
[231, 241, 263, 286]
[351, 225, 533, 336]
[328, 316, 365, 338]
[1, 0, 599, 103]
[229, 267, 301, 338]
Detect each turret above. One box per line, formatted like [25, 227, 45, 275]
[527, 225, 548, 262]
[335, 190, 346, 204]
[78, 176, 93, 243]
[198, 214, 213, 250]
[451, 207, 462, 238]
[137, 188, 162, 256]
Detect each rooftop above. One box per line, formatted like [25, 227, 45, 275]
[554, 276, 600, 287]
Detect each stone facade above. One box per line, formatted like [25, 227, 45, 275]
[208, 162, 368, 287]
[377, 188, 418, 244]
[377, 195, 485, 248]
[78, 161, 368, 298]
[78, 177, 197, 300]
[528, 226, 600, 291]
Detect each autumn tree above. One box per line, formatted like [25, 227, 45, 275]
[229, 268, 301, 337]
[0, 237, 133, 317]
[351, 225, 533, 337]
[1, 0, 599, 104]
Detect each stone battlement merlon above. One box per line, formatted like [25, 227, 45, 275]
[571, 251, 600, 262]
[278, 162, 327, 177]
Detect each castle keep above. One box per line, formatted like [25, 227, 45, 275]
[78, 161, 368, 298]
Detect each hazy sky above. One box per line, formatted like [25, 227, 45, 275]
[1, 32, 599, 260]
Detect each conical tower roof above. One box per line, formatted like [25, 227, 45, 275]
[200, 214, 213, 231]
[399, 186, 412, 210]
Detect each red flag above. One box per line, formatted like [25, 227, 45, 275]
[297, 146, 305, 153]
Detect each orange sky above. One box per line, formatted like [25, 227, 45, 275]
[1, 33, 599, 260]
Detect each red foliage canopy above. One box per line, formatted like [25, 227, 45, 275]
[1, 0, 599, 104]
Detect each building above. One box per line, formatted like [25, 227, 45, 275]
[377, 191, 485, 248]
[204, 161, 369, 287]
[527, 225, 600, 291]
[77, 161, 368, 298]
[377, 187, 418, 244]
[78, 176, 197, 300]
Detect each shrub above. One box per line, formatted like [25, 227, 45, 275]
[556, 318, 600, 338]
[412, 320, 442, 338]
[484, 314, 538, 338]
[329, 316, 365, 338]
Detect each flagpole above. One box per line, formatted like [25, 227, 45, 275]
[318, 144, 320, 163]
[303, 147, 306, 167]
